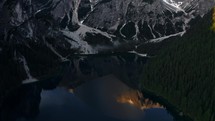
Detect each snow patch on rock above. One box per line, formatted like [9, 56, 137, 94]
[18, 55, 39, 84]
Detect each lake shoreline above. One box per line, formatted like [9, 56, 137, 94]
[140, 87, 193, 121]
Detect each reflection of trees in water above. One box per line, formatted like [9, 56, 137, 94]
[1, 54, 147, 121]
[0, 78, 60, 121]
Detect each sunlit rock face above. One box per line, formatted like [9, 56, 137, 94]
[159, 0, 215, 15]
[84, 0, 186, 38]
[83, 0, 215, 42]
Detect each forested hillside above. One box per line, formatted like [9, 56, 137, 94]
[212, 8, 215, 31]
[140, 10, 215, 121]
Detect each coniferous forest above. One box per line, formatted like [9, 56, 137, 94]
[140, 10, 215, 121]
[1, 1, 215, 121]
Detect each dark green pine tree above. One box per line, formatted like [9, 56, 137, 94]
[140, 9, 215, 121]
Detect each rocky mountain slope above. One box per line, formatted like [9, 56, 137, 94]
[0, 0, 214, 108]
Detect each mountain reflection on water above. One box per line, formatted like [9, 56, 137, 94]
[1, 54, 177, 121]
[10, 75, 175, 121]
[73, 75, 172, 121]
[116, 90, 163, 110]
